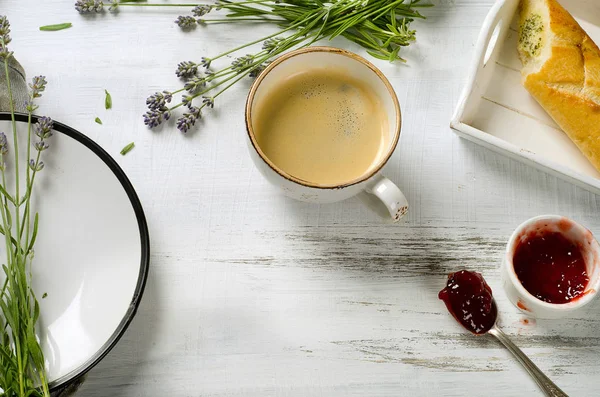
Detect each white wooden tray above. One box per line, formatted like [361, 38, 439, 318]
[451, 0, 600, 194]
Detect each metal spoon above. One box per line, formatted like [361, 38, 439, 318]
[486, 303, 568, 397]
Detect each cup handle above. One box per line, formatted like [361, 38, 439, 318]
[365, 175, 409, 222]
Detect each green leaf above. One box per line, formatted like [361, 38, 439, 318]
[105, 89, 112, 110]
[42, 293, 47, 299]
[27, 213, 39, 254]
[388, 46, 401, 62]
[366, 49, 391, 60]
[18, 189, 30, 206]
[0, 298, 15, 332]
[0, 184, 15, 206]
[33, 298, 40, 324]
[39, 23, 72, 31]
[5, 206, 11, 229]
[27, 325, 43, 371]
[120, 142, 135, 156]
[95, 117, 103, 125]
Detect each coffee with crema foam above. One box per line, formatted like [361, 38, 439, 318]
[253, 68, 389, 186]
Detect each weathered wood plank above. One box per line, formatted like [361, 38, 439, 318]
[5, 0, 599, 395]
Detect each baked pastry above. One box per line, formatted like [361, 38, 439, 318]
[518, 0, 600, 172]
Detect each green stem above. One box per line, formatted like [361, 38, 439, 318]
[15, 333, 25, 397]
[39, 371, 50, 397]
[169, 72, 236, 110]
[115, 0, 272, 6]
[201, 18, 285, 23]
[207, 18, 306, 62]
[0, 167, 13, 307]
[0, 169, 13, 256]
[23, 111, 32, 246]
[3, 52, 21, 259]
[2, 52, 26, 397]
[23, 150, 41, 252]
[116, 3, 200, 6]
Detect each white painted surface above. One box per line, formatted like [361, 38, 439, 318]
[4, 0, 600, 395]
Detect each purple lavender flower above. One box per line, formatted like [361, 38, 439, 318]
[0, 132, 8, 156]
[29, 159, 44, 172]
[0, 16, 10, 43]
[146, 91, 173, 111]
[175, 61, 199, 79]
[200, 57, 212, 69]
[202, 96, 214, 109]
[75, 0, 104, 13]
[176, 106, 201, 133]
[34, 140, 49, 152]
[249, 63, 268, 78]
[29, 76, 47, 98]
[232, 54, 255, 72]
[34, 116, 54, 140]
[143, 108, 171, 129]
[184, 76, 206, 93]
[24, 99, 38, 113]
[192, 5, 213, 17]
[0, 16, 12, 60]
[262, 38, 284, 52]
[175, 16, 196, 30]
[182, 95, 194, 108]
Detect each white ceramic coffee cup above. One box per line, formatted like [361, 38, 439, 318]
[501, 215, 600, 318]
[245, 46, 409, 222]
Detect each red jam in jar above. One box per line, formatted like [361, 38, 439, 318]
[513, 231, 589, 304]
[438, 270, 497, 335]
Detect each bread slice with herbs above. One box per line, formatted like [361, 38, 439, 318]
[518, 0, 600, 173]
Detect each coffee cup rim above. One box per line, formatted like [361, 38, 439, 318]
[244, 46, 402, 189]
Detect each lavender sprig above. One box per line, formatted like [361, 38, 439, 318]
[75, 0, 104, 13]
[143, 108, 171, 128]
[28, 159, 44, 172]
[262, 38, 284, 52]
[249, 63, 267, 78]
[175, 16, 196, 29]
[146, 91, 173, 110]
[0, 15, 12, 60]
[202, 96, 214, 109]
[0, 133, 7, 156]
[29, 75, 47, 98]
[176, 106, 202, 133]
[34, 116, 54, 140]
[192, 5, 213, 17]
[176, 61, 199, 78]
[231, 55, 255, 73]
[33, 140, 49, 152]
[200, 57, 211, 69]
[0, 15, 52, 397]
[184, 76, 206, 93]
[136, 0, 428, 133]
[0, 133, 7, 171]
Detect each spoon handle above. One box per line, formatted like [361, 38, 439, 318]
[488, 325, 568, 397]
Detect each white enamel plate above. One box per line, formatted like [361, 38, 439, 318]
[0, 113, 149, 391]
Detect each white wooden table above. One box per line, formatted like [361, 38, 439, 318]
[6, 0, 600, 395]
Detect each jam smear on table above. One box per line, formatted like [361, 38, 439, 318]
[438, 270, 497, 335]
[513, 231, 589, 304]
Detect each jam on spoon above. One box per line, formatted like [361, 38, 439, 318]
[438, 270, 497, 335]
[513, 231, 589, 303]
[439, 270, 568, 396]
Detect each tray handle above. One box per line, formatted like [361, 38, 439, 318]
[451, 0, 519, 127]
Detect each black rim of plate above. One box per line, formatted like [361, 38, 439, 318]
[0, 112, 150, 392]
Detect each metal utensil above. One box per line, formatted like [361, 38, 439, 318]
[486, 303, 568, 397]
